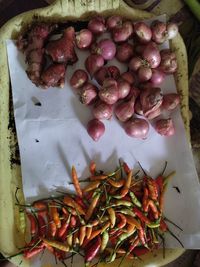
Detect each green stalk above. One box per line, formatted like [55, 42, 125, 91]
[184, 0, 200, 21]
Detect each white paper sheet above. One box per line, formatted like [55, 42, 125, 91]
[6, 17, 200, 252]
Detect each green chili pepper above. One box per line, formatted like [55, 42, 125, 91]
[117, 229, 136, 246]
[118, 209, 135, 217]
[100, 230, 109, 252]
[106, 251, 116, 263]
[147, 219, 161, 228]
[129, 192, 142, 208]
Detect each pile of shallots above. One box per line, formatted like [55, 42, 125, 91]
[70, 16, 180, 141]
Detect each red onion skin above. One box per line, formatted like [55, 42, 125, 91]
[115, 97, 135, 122]
[155, 118, 175, 136]
[151, 20, 167, 44]
[76, 29, 93, 49]
[116, 43, 134, 62]
[134, 22, 152, 44]
[126, 86, 140, 101]
[159, 49, 177, 74]
[88, 16, 106, 34]
[129, 57, 143, 72]
[99, 78, 119, 105]
[166, 22, 178, 40]
[124, 118, 149, 139]
[112, 21, 134, 43]
[85, 54, 104, 77]
[142, 42, 161, 68]
[121, 72, 135, 85]
[161, 93, 180, 111]
[146, 107, 161, 120]
[93, 101, 113, 120]
[87, 119, 105, 141]
[138, 66, 152, 82]
[108, 66, 120, 79]
[117, 79, 131, 99]
[94, 67, 110, 86]
[134, 99, 143, 115]
[106, 16, 122, 30]
[92, 39, 116, 60]
[135, 44, 146, 55]
[150, 69, 165, 85]
[140, 87, 163, 117]
[70, 69, 88, 89]
[79, 83, 97, 105]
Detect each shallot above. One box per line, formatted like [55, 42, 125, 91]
[112, 21, 134, 43]
[121, 72, 135, 85]
[93, 101, 113, 120]
[116, 43, 134, 62]
[76, 29, 93, 49]
[138, 66, 152, 82]
[134, 99, 143, 115]
[70, 69, 88, 89]
[124, 118, 149, 139]
[166, 22, 178, 40]
[99, 78, 119, 105]
[134, 22, 152, 44]
[146, 107, 161, 120]
[126, 86, 140, 100]
[88, 16, 106, 34]
[94, 67, 110, 86]
[85, 54, 104, 77]
[142, 42, 161, 68]
[92, 39, 116, 60]
[79, 83, 97, 105]
[108, 66, 120, 79]
[115, 97, 135, 122]
[155, 118, 175, 136]
[150, 69, 165, 85]
[159, 49, 177, 74]
[151, 20, 167, 44]
[87, 119, 105, 141]
[129, 57, 143, 72]
[117, 79, 131, 99]
[106, 16, 122, 30]
[162, 93, 180, 111]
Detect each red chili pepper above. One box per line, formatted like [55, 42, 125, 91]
[26, 212, 37, 237]
[142, 187, 149, 212]
[58, 219, 69, 238]
[70, 216, 77, 228]
[129, 237, 140, 252]
[132, 247, 149, 257]
[160, 218, 168, 232]
[123, 162, 130, 175]
[147, 200, 159, 219]
[145, 177, 158, 201]
[90, 161, 96, 175]
[121, 196, 131, 202]
[133, 207, 151, 224]
[23, 247, 44, 259]
[138, 228, 146, 246]
[155, 175, 163, 193]
[32, 201, 48, 216]
[74, 196, 87, 209]
[85, 191, 93, 201]
[116, 213, 127, 229]
[47, 215, 57, 238]
[38, 214, 46, 238]
[85, 236, 101, 262]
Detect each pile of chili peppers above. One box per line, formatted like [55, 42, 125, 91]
[14, 161, 183, 266]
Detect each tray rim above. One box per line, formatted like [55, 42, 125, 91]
[0, 0, 187, 266]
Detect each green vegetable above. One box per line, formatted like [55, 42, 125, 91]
[184, 0, 200, 21]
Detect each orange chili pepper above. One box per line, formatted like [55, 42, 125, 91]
[100, 221, 110, 233]
[49, 202, 61, 228]
[120, 170, 133, 197]
[147, 200, 159, 219]
[47, 216, 57, 238]
[71, 165, 83, 198]
[126, 215, 142, 230]
[42, 238, 70, 252]
[32, 201, 47, 216]
[89, 175, 108, 181]
[123, 162, 130, 175]
[107, 178, 125, 188]
[127, 223, 136, 233]
[63, 195, 85, 215]
[85, 193, 100, 221]
[116, 213, 127, 229]
[145, 177, 158, 201]
[83, 181, 101, 193]
[142, 187, 149, 212]
[58, 215, 70, 238]
[90, 161, 96, 175]
[79, 225, 86, 246]
[86, 227, 93, 239]
[89, 229, 102, 241]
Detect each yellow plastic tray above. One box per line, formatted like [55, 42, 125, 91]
[0, 0, 189, 266]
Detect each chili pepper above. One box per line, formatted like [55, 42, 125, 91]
[49, 202, 61, 228]
[83, 181, 101, 193]
[120, 170, 133, 197]
[129, 236, 140, 252]
[107, 178, 124, 188]
[42, 238, 70, 252]
[73, 230, 79, 246]
[116, 213, 127, 229]
[119, 209, 135, 217]
[58, 215, 71, 238]
[159, 218, 168, 232]
[43, 242, 54, 254]
[48, 216, 57, 238]
[100, 230, 109, 252]
[116, 230, 136, 247]
[74, 196, 86, 209]
[38, 214, 46, 237]
[155, 175, 164, 193]
[85, 193, 100, 221]
[142, 187, 149, 212]
[123, 162, 130, 175]
[129, 192, 142, 208]
[107, 207, 116, 228]
[147, 200, 159, 219]
[145, 177, 158, 201]
[90, 175, 108, 181]
[32, 201, 47, 216]
[89, 229, 102, 241]
[133, 207, 151, 224]
[147, 220, 160, 228]
[86, 227, 92, 239]
[109, 229, 123, 243]
[71, 166, 83, 198]
[150, 228, 159, 244]
[106, 251, 116, 263]
[85, 191, 94, 201]
[90, 161, 96, 175]
[90, 219, 99, 227]
[62, 207, 69, 216]
[101, 221, 110, 233]
[79, 225, 86, 246]
[63, 196, 85, 215]
[112, 200, 133, 207]
[23, 247, 44, 259]
[132, 247, 149, 256]
[126, 216, 142, 230]
[127, 223, 136, 233]
[70, 216, 77, 228]
[67, 233, 73, 247]
[85, 236, 101, 262]
[26, 212, 37, 237]
[138, 228, 146, 245]
[163, 171, 176, 187]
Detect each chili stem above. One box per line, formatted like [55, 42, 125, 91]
[164, 217, 183, 231]
[168, 229, 184, 248]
